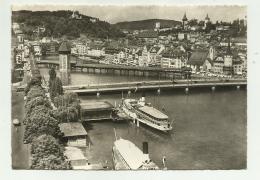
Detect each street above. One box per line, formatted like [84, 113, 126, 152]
[11, 89, 30, 169]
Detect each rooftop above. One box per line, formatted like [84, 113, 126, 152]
[59, 122, 87, 137]
[80, 101, 113, 111]
[138, 106, 168, 119]
[64, 146, 86, 161]
[58, 41, 71, 53]
[188, 50, 209, 66]
[114, 138, 147, 170]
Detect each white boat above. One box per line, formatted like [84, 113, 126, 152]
[121, 96, 173, 132]
[112, 138, 159, 170]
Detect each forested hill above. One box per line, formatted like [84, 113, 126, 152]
[114, 19, 182, 30]
[12, 10, 125, 39]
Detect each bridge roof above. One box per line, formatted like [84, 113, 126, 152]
[59, 41, 71, 53]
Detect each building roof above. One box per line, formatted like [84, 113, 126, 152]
[162, 47, 185, 58]
[138, 106, 168, 119]
[137, 31, 158, 39]
[149, 46, 161, 54]
[59, 122, 87, 137]
[188, 50, 209, 66]
[114, 138, 148, 170]
[58, 41, 71, 53]
[64, 146, 86, 161]
[80, 101, 113, 111]
[233, 60, 243, 65]
[182, 13, 188, 21]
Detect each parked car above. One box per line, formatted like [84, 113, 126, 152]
[13, 118, 20, 126]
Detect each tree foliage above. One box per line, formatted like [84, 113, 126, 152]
[48, 68, 63, 100]
[31, 134, 71, 170]
[24, 76, 42, 96]
[12, 10, 125, 40]
[52, 92, 81, 123]
[26, 85, 46, 103]
[24, 97, 51, 125]
[23, 108, 62, 143]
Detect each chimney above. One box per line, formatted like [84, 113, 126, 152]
[142, 142, 150, 161]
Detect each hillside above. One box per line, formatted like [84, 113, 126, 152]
[114, 19, 182, 30]
[12, 10, 125, 39]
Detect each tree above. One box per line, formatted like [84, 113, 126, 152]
[24, 97, 51, 125]
[31, 134, 72, 170]
[188, 19, 198, 26]
[23, 109, 62, 143]
[24, 76, 42, 96]
[26, 85, 46, 103]
[52, 92, 81, 122]
[49, 68, 63, 100]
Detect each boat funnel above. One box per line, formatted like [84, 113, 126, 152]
[143, 142, 150, 161]
[140, 92, 146, 102]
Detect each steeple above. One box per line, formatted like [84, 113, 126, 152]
[205, 13, 210, 21]
[182, 12, 188, 21]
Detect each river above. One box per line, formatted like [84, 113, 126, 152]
[39, 67, 247, 170]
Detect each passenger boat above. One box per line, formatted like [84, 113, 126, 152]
[112, 138, 159, 170]
[121, 96, 173, 132]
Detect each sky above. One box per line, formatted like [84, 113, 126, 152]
[12, 5, 247, 24]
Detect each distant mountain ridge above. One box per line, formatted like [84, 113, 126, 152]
[114, 19, 182, 30]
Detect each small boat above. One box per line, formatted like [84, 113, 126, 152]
[111, 108, 130, 122]
[112, 138, 159, 170]
[121, 95, 173, 132]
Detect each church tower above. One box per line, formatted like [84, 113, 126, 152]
[204, 14, 210, 29]
[58, 41, 71, 85]
[182, 12, 188, 30]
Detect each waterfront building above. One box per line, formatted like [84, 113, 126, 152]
[161, 48, 183, 69]
[233, 60, 243, 75]
[59, 122, 88, 147]
[212, 56, 224, 74]
[148, 45, 164, 66]
[58, 41, 71, 85]
[223, 44, 233, 75]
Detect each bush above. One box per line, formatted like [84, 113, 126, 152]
[31, 134, 72, 170]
